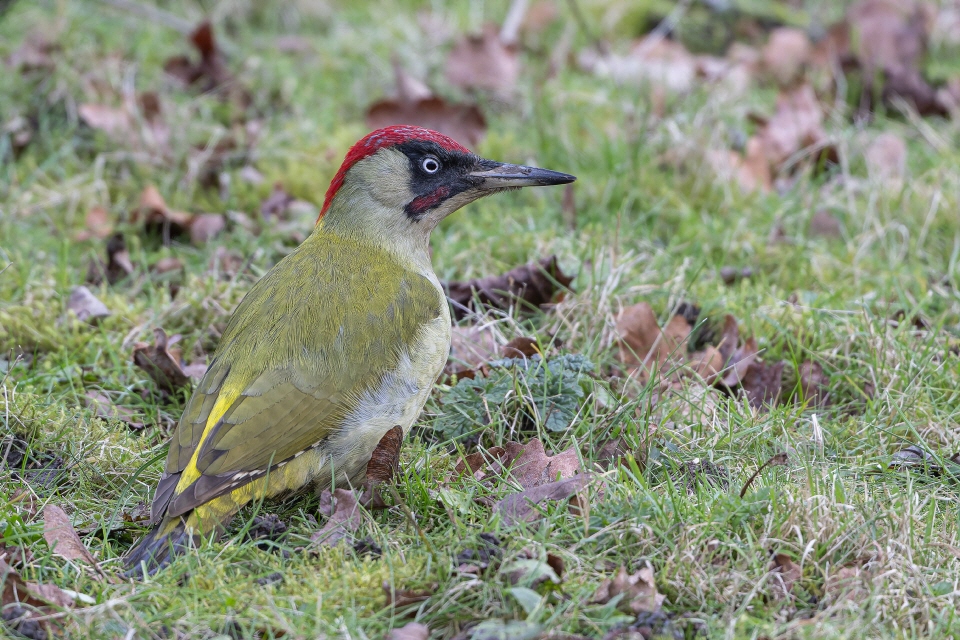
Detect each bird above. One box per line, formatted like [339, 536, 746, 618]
[124, 125, 575, 574]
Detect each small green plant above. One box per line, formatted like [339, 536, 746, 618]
[434, 354, 595, 440]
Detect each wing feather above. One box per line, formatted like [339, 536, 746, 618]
[150, 233, 445, 522]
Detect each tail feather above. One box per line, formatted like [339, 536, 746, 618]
[123, 517, 197, 578]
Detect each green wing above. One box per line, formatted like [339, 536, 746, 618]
[151, 232, 444, 521]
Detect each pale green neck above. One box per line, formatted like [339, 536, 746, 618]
[312, 189, 434, 275]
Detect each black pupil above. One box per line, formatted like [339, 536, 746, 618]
[424, 159, 438, 172]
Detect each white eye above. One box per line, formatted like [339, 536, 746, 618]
[421, 156, 440, 174]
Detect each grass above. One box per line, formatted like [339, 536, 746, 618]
[2, 0, 960, 638]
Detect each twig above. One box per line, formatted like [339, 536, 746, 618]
[500, 0, 529, 46]
[739, 452, 789, 498]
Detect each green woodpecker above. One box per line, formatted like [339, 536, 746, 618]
[125, 126, 575, 574]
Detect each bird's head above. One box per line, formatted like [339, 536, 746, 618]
[316, 126, 575, 254]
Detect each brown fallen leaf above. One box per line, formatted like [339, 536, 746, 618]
[769, 553, 801, 599]
[78, 92, 170, 151]
[797, 361, 830, 408]
[761, 27, 811, 86]
[615, 303, 691, 378]
[0, 556, 73, 636]
[361, 426, 403, 509]
[809, 210, 842, 237]
[579, 37, 698, 95]
[131, 185, 193, 243]
[865, 132, 907, 181]
[445, 23, 520, 97]
[189, 213, 226, 245]
[454, 446, 508, 477]
[445, 325, 500, 378]
[132, 328, 191, 394]
[496, 474, 591, 525]
[386, 622, 430, 640]
[5, 32, 58, 74]
[84, 391, 145, 431]
[42, 505, 105, 578]
[67, 286, 110, 324]
[502, 439, 580, 490]
[502, 336, 539, 359]
[740, 359, 785, 409]
[75, 206, 113, 241]
[719, 266, 754, 285]
[367, 59, 487, 147]
[382, 581, 434, 610]
[86, 232, 135, 286]
[310, 489, 361, 547]
[823, 565, 868, 604]
[445, 256, 573, 321]
[591, 564, 665, 615]
[260, 183, 296, 220]
[845, 1, 948, 117]
[164, 21, 251, 108]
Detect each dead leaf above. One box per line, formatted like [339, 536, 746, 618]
[719, 336, 758, 389]
[84, 391, 144, 431]
[180, 361, 208, 381]
[446, 24, 520, 97]
[163, 21, 251, 108]
[42, 505, 105, 578]
[386, 622, 430, 640]
[809, 210, 842, 237]
[151, 257, 184, 275]
[454, 446, 508, 477]
[210, 246, 246, 279]
[444, 255, 573, 321]
[132, 185, 193, 243]
[502, 439, 580, 490]
[591, 564, 665, 615]
[688, 346, 723, 383]
[3, 115, 34, 158]
[310, 489, 361, 547]
[189, 214, 226, 245]
[75, 207, 113, 242]
[761, 28, 811, 86]
[361, 426, 403, 509]
[383, 581, 433, 610]
[759, 84, 831, 170]
[769, 553, 801, 598]
[615, 303, 690, 377]
[86, 233, 134, 286]
[798, 361, 830, 408]
[455, 533, 502, 573]
[445, 325, 499, 377]
[367, 60, 487, 147]
[67, 286, 110, 324]
[595, 437, 630, 470]
[740, 359, 785, 408]
[0, 556, 73, 613]
[132, 328, 191, 393]
[260, 183, 296, 220]
[579, 37, 698, 94]
[823, 565, 867, 604]
[502, 337, 539, 359]
[78, 103, 133, 137]
[719, 266, 754, 285]
[496, 474, 591, 525]
[865, 132, 907, 181]
[5, 33, 58, 74]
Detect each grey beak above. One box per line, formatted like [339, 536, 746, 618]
[470, 161, 576, 189]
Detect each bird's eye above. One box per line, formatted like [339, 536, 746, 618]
[421, 156, 441, 174]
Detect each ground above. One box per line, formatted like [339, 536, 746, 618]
[2, 0, 960, 639]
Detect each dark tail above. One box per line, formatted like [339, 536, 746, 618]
[123, 517, 197, 578]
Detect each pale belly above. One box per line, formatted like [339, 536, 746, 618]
[261, 301, 452, 497]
